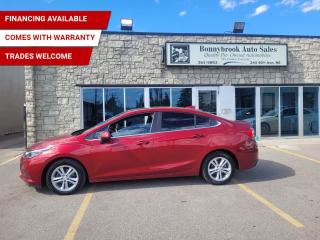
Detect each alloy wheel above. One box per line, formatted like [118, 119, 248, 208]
[207, 157, 232, 182]
[51, 165, 79, 192]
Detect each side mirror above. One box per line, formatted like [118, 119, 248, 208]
[100, 131, 111, 144]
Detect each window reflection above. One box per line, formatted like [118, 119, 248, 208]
[126, 88, 144, 110]
[261, 87, 279, 136]
[199, 90, 216, 114]
[83, 89, 103, 128]
[280, 87, 298, 136]
[104, 89, 124, 120]
[172, 88, 192, 107]
[150, 88, 170, 107]
[303, 87, 319, 135]
[236, 88, 255, 129]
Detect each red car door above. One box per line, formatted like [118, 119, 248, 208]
[88, 113, 155, 181]
[150, 112, 211, 177]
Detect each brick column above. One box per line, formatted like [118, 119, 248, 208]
[25, 66, 37, 146]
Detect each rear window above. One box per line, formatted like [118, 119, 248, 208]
[161, 112, 195, 131]
[196, 115, 210, 128]
[196, 115, 220, 128]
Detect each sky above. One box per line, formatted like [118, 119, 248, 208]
[1, 0, 320, 36]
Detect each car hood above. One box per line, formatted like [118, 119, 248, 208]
[27, 134, 76, 151]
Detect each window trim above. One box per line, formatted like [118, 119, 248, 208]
[85, 111, 221, 141]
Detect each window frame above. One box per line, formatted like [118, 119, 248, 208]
[85, 111, 157, 140]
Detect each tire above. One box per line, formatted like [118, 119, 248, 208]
[46, 159, 86, 195]
[202, 151, 235, 185]
[261, 122, 271, 135]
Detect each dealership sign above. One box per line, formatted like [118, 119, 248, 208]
[165, 42, 287, 66]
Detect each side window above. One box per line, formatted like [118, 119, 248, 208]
[210, 119, 220, 127]
[196, 115, 211, 128]
[196, 115, 220, 128]
[161, 112, 195, 131]
[109, 113, 154, 137]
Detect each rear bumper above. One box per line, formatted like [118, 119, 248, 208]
[236, 139, 259, 170]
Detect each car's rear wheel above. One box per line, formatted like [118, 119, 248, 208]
[261, 122, 271, 135]
[46, 159, 86, 195]
[202, 151, 235, 185]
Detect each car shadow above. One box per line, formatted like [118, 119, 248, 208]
[36, 159, 295, 195]
[232, 158, 295, 184]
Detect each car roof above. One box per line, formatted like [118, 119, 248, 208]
[117, 107, 230, 124]
[122, 107, 208, 115]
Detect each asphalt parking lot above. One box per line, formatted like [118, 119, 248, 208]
[0, 134, 320, 240]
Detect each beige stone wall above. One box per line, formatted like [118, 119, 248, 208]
[25, 33, 320, 145]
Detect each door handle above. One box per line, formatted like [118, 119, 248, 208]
[137, 140, 150, 145]
[192, 134, 205, 139]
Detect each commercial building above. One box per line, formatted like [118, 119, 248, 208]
[25, 31, 320, 145]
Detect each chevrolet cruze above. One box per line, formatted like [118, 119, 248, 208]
[20, 107, 258, 195]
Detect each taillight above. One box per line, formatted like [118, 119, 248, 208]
[244, 127, 255, 139]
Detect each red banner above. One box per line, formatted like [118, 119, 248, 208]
[0, 47, 93, 65]
[0, 11, 111, 65]
[0, 11, 111, 29]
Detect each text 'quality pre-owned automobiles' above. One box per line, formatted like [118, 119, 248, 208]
[20, 107, 258, 194]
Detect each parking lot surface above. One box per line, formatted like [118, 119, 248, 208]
[0, 134, 319, 240]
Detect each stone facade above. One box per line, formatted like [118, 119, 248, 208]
[25, 32, 320, 145]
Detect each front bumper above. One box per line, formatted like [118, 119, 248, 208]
[20, 156, 43, 186]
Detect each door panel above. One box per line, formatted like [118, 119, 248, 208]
[89, 134, 154, 180]
[150, 128, 209, 176]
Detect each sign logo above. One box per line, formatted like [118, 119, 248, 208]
[170, 44, 190, 64]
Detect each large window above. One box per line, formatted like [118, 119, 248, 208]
[236, 88, 255, 129]
[261, 87, 279, 136]
[281, 87, 298, 136]
[82, 86, 320, 138]
[126, 88, 144, 110]
[172, 88, 192, 107]
[260, 87, 299, 137]
[198, 90, 217, 114]
[83, 89, 103, 128]
[104, 89, 124, 120]
[150, 88, 170, 107]
[304, 87, 319, 135]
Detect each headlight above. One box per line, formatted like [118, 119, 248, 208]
[24, 146, 52, 159]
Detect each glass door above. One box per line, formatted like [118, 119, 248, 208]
[280, 87, 299, 136]
[260, 87, 279, 136]
[194, 87, 218, 115]
[303, 87, 319, 135]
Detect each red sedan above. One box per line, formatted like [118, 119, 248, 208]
[20, 107, 258, 194]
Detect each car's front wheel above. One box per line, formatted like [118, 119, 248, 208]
[202, 151, 235, 185]
[46, 159, 86, 195]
